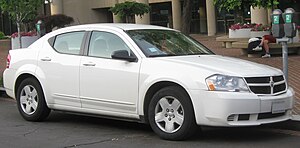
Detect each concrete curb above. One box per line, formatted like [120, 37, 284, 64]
[0, 87, 5, 93]
[292, 115, 300, 121]
[0, 87, 7, 97]
[0, 87, 5, 91]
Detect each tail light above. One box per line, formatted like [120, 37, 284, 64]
[6, 54, 11, 68]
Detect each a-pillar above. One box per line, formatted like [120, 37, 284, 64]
[251, 7, 268, 25]
[50, 0, 64, 15]
[172, 0, 181, 31]
[135, 0, 150, 24]
[206, 0, 216, 36]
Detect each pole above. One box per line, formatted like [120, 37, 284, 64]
[277, 38, 290, 85]
[281, 41, 288, 83]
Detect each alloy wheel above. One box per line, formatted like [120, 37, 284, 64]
[20, 85, 38, 115]
[154, 96, 184, 133]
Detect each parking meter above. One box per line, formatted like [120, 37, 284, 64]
[283, 8, 297, 38]
[36, 20, 46, 37]
[271, 9, 285, 38]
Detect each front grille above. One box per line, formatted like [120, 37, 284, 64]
[249, 86, 271, 94]
[245, 75, 286, 95]
[238, 114, 250, 121]
[245, 77, 270, 83]
[258, 112, 286, 119]
[227, 112, 286, 122]
[274, 83, 286, 93]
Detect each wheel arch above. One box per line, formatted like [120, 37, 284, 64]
[143, 81, 194, 123]
[14, 73, 43, 99]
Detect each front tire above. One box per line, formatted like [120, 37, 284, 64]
[148, 86, 197, 140]
[16, 78, 50, 121]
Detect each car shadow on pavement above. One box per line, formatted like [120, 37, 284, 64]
[46, 111, 299, 142]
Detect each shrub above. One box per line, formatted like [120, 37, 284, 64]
[251, 24, 271, 31]
[0, 32, 5, 38]
[110, 1, 150, 23]
[0, 31, 9, 40]
[37, 14, 74, 33]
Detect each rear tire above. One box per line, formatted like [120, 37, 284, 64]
[148, 86, 197, 140]
[16, 78, 50, 121]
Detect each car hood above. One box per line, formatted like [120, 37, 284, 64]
[157, 55, 283, 77]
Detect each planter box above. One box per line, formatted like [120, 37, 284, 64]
[250, 31, 270, 38]
[11, 36, 39, 49]
[229, 28, 251, 38]
[292, 30, 299, 43]
[0, 39, 11, 51]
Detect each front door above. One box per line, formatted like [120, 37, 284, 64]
[80, 31, 140, 115]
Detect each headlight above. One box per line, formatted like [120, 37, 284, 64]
[205, 74, 249, 92]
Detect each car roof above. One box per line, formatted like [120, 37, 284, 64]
[30, 23, 177, 49]
[62, 23, 176, 31]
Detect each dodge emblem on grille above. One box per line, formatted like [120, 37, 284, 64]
[270, 80, 275, 88]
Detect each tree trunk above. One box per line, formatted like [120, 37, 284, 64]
[125, 16, 129, 23]
[181, 0, 193, 35]
[17, 22, 22, 48]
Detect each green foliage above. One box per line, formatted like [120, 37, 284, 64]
[0, 0, 43, 29]
[213, 0, 279, 12]
[0, 31, 4, 38]
[37, 14, 74, 33]
[0, 31, 8, 40]
[213, 0, 279, 24]
[110, 1, 150, 23]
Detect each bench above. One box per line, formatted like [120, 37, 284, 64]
[216, 36, 249, 48]
[232, 41, 300, 57]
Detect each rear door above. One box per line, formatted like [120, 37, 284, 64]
[37, 31, 87, 107]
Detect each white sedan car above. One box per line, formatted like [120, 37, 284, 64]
[3, 24, 294, 140]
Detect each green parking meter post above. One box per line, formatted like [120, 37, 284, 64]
[36, 20, 42, 37]
[271, 9, 284, 38]
[276, 8, 296, 84]
[271, 9, 288, 83]
[36, 24, 40, 32]
[283, 8, 297, 38]
[36, 20, 46, 37]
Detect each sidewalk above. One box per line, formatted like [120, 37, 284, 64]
[191, 34, 300, 115]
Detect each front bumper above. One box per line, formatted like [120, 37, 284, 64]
[190, 88, 294, 127]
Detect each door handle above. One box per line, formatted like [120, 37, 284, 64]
[41, 57, 52, 61]
[83, 63, 96, 66]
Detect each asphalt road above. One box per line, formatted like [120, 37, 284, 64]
[1, 97, 300, 148]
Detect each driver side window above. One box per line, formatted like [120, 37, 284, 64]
[88, 31, 131, 58]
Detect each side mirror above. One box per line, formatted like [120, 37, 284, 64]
[111, 50, 137, 62]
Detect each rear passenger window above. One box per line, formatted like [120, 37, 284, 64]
[53, 32, 85, 55]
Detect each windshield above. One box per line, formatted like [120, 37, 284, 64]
[126, 29, 214, 57]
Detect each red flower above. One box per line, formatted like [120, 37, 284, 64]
[229, 23, 254, 30]
[251, 24, 271, 31]
[11, 31, 37, 38]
